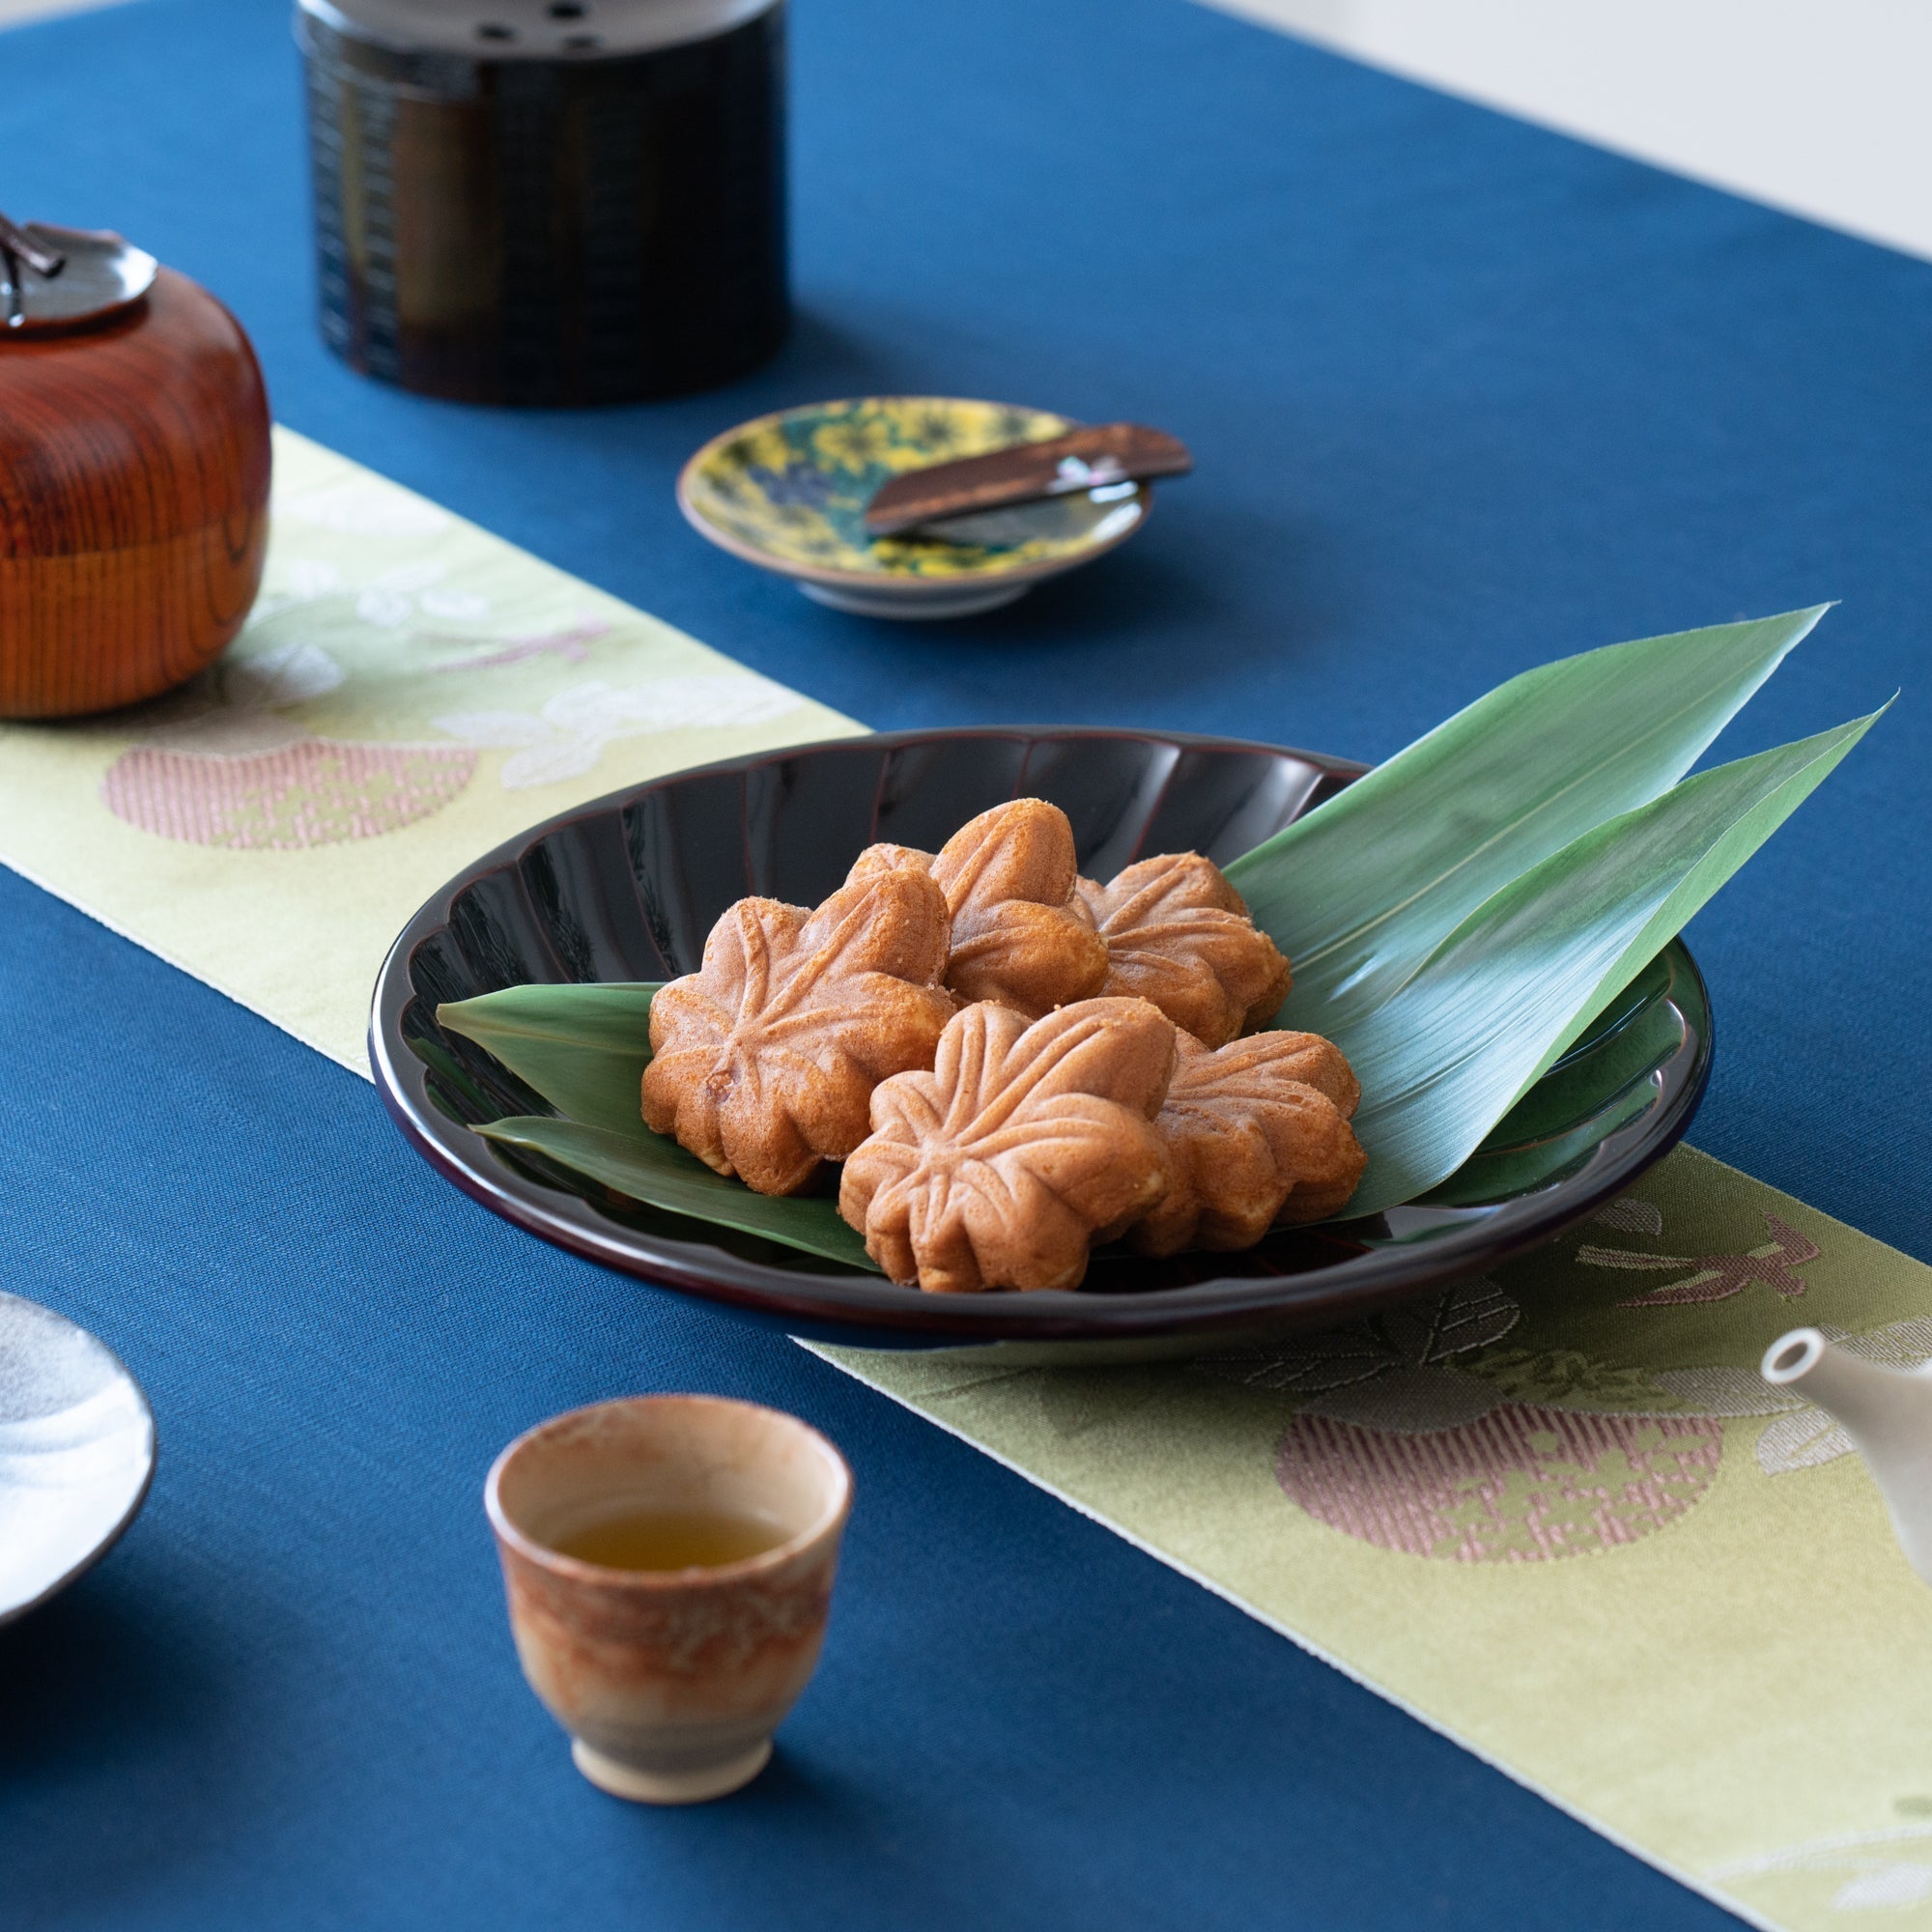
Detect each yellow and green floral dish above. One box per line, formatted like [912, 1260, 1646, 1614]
[675, 397, 1151, 619]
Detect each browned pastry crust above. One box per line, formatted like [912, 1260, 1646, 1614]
[846, 842, 936, 881]
[864, 800, 1108, 1018]
[1129, 1030, 1366, 1255]
[1075, 853, 1292, 1048]
[641, 868, 955, 1197]
[840, 997, 1178, 1293]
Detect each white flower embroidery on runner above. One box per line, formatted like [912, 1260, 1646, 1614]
[418, 588, 491, 622]
[1653, 1316, 1932, 1474]
[433, 672, 805, 790]
[1711, 1824, 1932, 1913]
[338, 558, 455, 630]
[255, 556, 343, 613]
[130, 640, 346, 758]
[276, 476, 451, 538]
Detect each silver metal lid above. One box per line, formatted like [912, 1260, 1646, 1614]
[296, 0, 776, 62]
[0, 223, 158, 335]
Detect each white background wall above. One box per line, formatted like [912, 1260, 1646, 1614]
[1211, 0, 1932, 261]
[5, 0, 1929, 262]
[0, 0, 126, 22]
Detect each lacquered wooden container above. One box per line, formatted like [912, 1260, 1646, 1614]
[0, 229, 271, 719]
[296, 0, 789, 405]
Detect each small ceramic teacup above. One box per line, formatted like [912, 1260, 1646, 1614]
[485, 1395, 852, 1804]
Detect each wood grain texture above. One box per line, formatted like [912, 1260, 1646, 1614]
[0, 267, 270, 718]
[863, 423, 1192, 537]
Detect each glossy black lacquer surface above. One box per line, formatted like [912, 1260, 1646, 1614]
[298, 1, 789, 404]
[370, 728, 1712, 1352]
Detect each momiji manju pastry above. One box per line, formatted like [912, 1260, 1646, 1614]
[1129, 1031, 1366, 1257]
[852, 798, 1108, 1019]
[641, 867, 954, 1196]
[1075, 852, 1291, 1048]
[644, 799, 1365, 1281]
[840, 998, 1177, 1293]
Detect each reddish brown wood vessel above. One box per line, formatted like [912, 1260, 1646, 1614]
[0, 267, 271, 719]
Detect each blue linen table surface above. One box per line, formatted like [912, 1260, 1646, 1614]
[2, 0, 1928, 1926]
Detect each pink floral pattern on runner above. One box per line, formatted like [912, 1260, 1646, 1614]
[424, 620, 611, 673]
[1275, 1404, 1721, 1561]
[102, 740, 477, 850]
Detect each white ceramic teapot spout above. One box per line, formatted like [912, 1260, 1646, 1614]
[1763, 1327, 1932, 1584]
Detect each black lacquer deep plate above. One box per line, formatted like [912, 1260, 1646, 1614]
[370, 728, 1712, 1357]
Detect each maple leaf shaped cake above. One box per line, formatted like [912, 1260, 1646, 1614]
[846, 841, 937, 880]
[640, 868, 955, 1196]
[1130, 1030, 1366, 1256]
[849, 799, 1107, 1019]
[840, 997, 1178, 1293]
[1075, 853, 1292, 1048]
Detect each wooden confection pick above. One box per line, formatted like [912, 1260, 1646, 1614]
[0, 209, 67, 280]
[0, 209, 66, 331]
[864, 422, 1192, 539]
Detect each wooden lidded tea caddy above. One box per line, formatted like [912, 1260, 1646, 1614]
[0, 217, 270, 719]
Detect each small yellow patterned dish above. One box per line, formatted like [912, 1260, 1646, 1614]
[676, 396, 1151, 619]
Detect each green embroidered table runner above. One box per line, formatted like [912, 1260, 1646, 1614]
[0, 428, 856, 1070]
[4, 431, 1922, 1932]
[815, 1145, 1932, 1932]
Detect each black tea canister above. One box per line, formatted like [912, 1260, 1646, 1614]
[295, 0, 788, 405]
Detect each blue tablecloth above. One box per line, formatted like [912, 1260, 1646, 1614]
[3, 0, 1926, 1925]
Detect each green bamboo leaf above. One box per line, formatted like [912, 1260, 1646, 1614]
[439, 981, 881, 1270]
[476, 1116, 881, 1272]
[1411, 958, 1685, 1208]
[1339, 706, 1886, 1216]
[438, 983, 658, 1134]
[431, 622, 1878, 1263]
[1414, 966, 1685, 1206]
[1229, 607, 1828, 1037]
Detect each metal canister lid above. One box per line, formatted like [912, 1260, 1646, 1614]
[0, 223, 159, 335]
[295, 0, 777, 77]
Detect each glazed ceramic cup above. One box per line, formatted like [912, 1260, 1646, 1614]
[485, 1395, 852, 1804]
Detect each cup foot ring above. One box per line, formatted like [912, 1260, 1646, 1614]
[571, 1736, 773, 1804]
